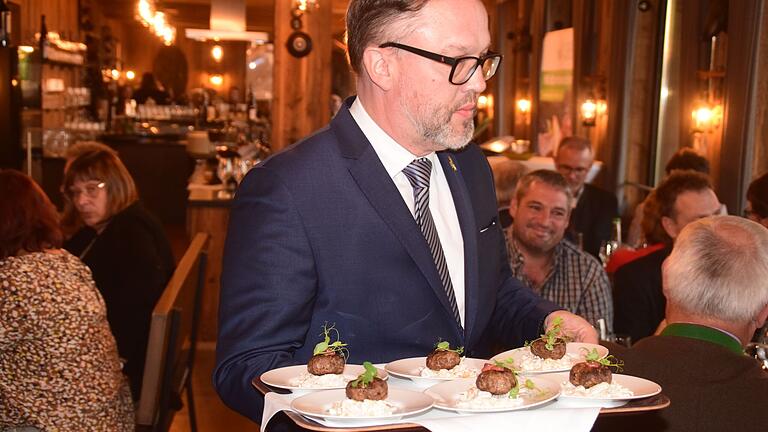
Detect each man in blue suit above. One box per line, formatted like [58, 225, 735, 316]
[214, 0, 597, 424]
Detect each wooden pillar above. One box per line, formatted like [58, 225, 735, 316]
[272, 1, 333, 152]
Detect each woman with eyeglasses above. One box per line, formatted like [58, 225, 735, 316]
[61, 149, 175, 401]
[0, 169, 134, 431]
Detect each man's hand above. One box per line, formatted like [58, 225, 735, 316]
[545, 310, 598, 344]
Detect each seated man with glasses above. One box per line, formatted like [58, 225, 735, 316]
[554, 136, 618, 259]
[214, 0, 597, 425]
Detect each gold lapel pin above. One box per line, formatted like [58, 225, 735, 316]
[448, 156, 457, 172]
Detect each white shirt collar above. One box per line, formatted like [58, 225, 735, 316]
[349, 97, 438, 178]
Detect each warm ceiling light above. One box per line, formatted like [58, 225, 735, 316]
[111, 69, 120, 80]
[212, 45, 223, 62]
[126, 70, 136, 80]
[209, 74, 224, 86]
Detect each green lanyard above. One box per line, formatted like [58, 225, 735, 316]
[661, 323, 744, 355]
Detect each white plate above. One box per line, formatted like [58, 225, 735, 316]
[290, 388, 434, 427]
[424, 376, 561, 413]
[546, 372, 662, 408]
[490, 343, 609, 374]
[260, 364, 388, 393]
[385, 357, 488, 386]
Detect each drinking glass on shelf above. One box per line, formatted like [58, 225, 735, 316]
[216, 156, 238, 199]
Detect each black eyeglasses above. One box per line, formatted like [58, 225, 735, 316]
[379, 42, 502, 85]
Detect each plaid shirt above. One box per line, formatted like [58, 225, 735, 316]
[506, 229, 614, 332]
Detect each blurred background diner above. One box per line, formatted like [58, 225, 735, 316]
[0, 0, 766, 430]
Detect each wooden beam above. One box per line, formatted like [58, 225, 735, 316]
[272, 2, 332, 151]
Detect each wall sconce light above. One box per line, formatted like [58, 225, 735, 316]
[110, 69, 120, 80]
[516, 98, 531, 114]
[294, 0, 319, 13]
[477, 95, 489, 110]
[580, 98, 597, 126]
[596, 99, 607, 116]
[126, 70, 136, 80]
[209, 73, 223, 86]
[691, 102, 723, 132]
[211, 45, 223, 62]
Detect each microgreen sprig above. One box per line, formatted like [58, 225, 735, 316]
[542, 317, 564, 350]
[435, 340, 464, 355]
[508, 378, 539, 398]
[493, 357, 515, 370]
[349, 361, 377, 388]
[582, 348, 624, 372]
[313, 323, 348, 357]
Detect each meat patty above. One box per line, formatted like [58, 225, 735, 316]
[569, 361, 612, 388]
[307, 352, 345, 375]
[345, 377, 388, 401]
[426, 349, 461, 371]
[475, 367, 517, 395]
[530, 338, 566, 360]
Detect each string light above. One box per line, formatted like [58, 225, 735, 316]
[136, 0, 176, 46]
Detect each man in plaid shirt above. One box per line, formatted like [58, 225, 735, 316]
[505, 169, 613, 333]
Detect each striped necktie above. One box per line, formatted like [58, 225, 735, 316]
[402, 157, 462, 326]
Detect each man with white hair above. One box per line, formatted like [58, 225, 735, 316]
[597, 216, 768, 431]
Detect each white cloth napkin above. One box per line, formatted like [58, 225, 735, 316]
[261, 377, 601, 432]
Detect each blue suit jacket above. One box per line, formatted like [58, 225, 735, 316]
[213, 99, 560, 421]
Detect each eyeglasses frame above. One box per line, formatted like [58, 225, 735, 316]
[378, 42, 503, 85]
[64, 181, 106, 201]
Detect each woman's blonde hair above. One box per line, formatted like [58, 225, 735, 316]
[61, 149, 138, 235]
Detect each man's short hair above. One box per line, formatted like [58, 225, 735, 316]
[665, 216, 768, 323]
[747, 172, 768, 219]
[665, 148, 710, 175]
[646, 170, 712, 245]
[514, 169, 573, 208]
[345, 0, 429, 74]
[557, 136, 592, 155]
[493, 160, 527, 208]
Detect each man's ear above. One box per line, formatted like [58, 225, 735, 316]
[755, 303, 768, 329]
[661, 216, 679, 239]
[509, 198, 518, 217]
[361, 47, 394, 91]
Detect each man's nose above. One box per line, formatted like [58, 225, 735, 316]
[464, 65, 487, 93]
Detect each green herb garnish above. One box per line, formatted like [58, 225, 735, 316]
[313, 323, 348, 356]
[493, 357, 515, 369]
[582, 348, 624, 372]
[435, 340, 464, 355]
[509, 378, 540, 399]
[543, 317, 564, 350]
[349, 361, 377, 388]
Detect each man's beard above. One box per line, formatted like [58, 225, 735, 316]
[401, 93, 477, 151]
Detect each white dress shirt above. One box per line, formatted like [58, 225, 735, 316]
[349, 98, 466, 326]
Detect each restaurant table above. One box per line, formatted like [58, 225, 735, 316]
[253, 372, 670, 432]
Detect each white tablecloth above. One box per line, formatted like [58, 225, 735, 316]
[261, 375, 600, 432]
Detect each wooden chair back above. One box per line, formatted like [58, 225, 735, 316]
[136, 232, 209, 431]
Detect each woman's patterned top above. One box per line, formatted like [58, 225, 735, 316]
[0, 251, 135, 431]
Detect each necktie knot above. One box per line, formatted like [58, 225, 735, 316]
[402, 158, 432, 189]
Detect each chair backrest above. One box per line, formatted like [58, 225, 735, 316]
[136, 232, 210, 430]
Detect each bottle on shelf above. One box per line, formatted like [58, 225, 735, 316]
[39, 14, 48, 58]
[0, 0, 11, 47]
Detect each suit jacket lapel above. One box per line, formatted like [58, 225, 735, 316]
[437, 152, 479, 340]
[331, 101, 463, 324]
